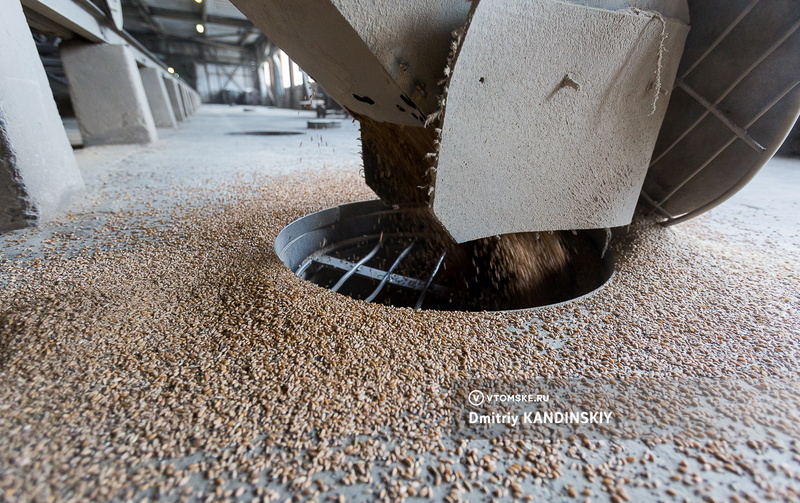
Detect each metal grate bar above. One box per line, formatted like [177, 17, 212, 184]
[658, 137, 739, 205]
[296, 233, 390, 278]
[649, 17, 800, 169]
[680, 0, 761, 80]
[715, 18, 800, 106]
[640, 190, 674, 219]
[657, 80, 800, 207]
[649, 109, 711, 168]
[295, 256, 316, 278]
[311, 254, 451, 294]
[364, 241, 416, 303]
[677, 80, 765, 152]
[330, 236, 384, 292]
[414, 251, 446, 310]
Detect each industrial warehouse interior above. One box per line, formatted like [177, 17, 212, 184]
[1, 0, 799, 502]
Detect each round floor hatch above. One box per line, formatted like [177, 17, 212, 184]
[275, 201, 614, 312]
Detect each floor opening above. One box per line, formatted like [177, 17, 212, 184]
[226, 131, 303, 136]
[275, 201, 614, 311]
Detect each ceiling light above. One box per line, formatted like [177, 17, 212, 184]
[195, 0, 202, 3]
[167, 67, 175, 74]
[196, 23, 205, 34]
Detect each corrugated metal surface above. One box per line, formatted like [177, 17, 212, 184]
[155, 17, 197, 34]
[146, 0, 197, 11]
[206, 0, 246, 20]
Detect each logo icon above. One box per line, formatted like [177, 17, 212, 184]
[468, 390, 485, 406]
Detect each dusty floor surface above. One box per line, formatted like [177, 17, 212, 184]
[1, 106, 799, 502]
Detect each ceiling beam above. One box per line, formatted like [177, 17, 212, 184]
[21, 7, 74, 38]
[21, 0, 177, 77]
[148, 6, 253, 28]
[236, 27, 252, 46]
[127, 0, 162, 35]
[168, 54, 258, 67]
[203, 31, 245, 39]
[131, 30, 247, 51]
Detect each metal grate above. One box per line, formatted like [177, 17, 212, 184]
[275, 201, 614, 312]
[642, 0, 800, 226]
[294, 234, 451, 310]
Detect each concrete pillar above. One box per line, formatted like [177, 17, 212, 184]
[165, 78, 186, 121]
[269, 53, 286, 107]
[179, 85, 188, 115]
[139, 67, 177, 128]
[61, 43, 157, 145]
[180, 86, 192, 115]
[178, 86, 186, 115]
[1, 0, 84, 232]
[182, 86, 195, 114]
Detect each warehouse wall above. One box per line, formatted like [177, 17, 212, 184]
[195, 62, 261, 105]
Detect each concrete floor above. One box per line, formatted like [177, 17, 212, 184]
[682, 155, 800, 253]
[1, 106, 798, 502]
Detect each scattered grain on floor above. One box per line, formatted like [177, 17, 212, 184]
[1, 169, 798, 502]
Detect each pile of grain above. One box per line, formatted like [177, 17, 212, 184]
[1, 168, 798, 502]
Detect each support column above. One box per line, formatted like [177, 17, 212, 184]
[139, 67, 177, 128]
[1, 0, 84, 232]
[180, 86, 192, 115]
[165, 78, 186, 122]
[178, 86, 186, 115]
[195, 63, 210, 103]
[269, 52, 285, 107]
[184, 86, 197, 115]
[61, 42, 157, 145]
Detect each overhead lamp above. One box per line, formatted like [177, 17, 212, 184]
[196, 23, 205, 34]
[195, 0, 203, 3]
[167, 67, 175, 74]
